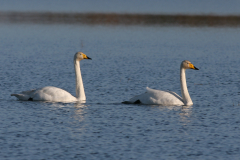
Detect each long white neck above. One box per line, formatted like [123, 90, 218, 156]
[180, 66, 193, 105]
[74, 60, 86, 101]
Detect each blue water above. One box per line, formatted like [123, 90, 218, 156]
[0, 23, 240, 159]
[1, 0, 240, 15]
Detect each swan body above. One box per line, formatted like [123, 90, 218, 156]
[123, 60, 199, 106]
[128, 87, 185, 106]
[11, 86, 77, 102]
[11, 52, 91, 102]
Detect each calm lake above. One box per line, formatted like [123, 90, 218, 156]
[0, 22, 240, 159]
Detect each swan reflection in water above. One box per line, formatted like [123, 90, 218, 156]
[46, 101, 88, 122]
[179, 105, 193, 125]
[73, 102, 88, 123]
[154, 105, 193, 125]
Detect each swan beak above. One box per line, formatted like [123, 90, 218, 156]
[83, 54, 92, 60]
[189, 63, 199, 70]
[86, 56, 92, 60]
[194, 66, 199, 70]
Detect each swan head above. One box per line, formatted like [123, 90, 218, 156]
[74, 52, 92, 61]
[181, 60, 199, 70]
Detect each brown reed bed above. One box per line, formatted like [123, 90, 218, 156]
[0, 11, 240, 27]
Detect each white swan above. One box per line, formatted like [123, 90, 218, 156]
[11, 52, 91, 102]
[123, 60, 199, 106]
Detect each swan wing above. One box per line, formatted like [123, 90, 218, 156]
[126, 87, 184, 105]
[11, 86, 77, 102]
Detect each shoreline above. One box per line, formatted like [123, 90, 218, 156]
[1, 11, 240, 26]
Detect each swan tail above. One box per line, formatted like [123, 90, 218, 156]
[122, 99, 142, 104]
[122, 101, 131, 104]
[11, 94, 31, 101]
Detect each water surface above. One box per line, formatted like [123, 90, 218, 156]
[0, 23, 240, 159]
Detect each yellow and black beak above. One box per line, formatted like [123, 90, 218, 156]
[82, 54, 92, 60]
[193, 66, 199, 70]
[86, 56, 92, 60]
[189, 63, 199, 70]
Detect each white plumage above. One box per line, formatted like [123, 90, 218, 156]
[123, 60, 199, 106]
[11, 52, 91, 102]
